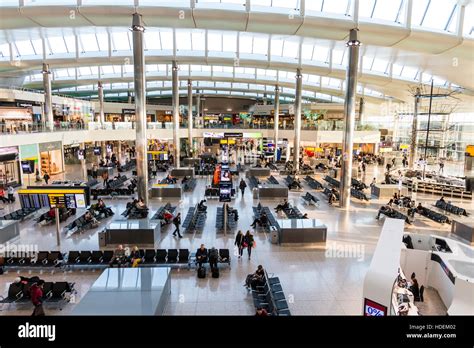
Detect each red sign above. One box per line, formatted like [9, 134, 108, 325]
[363, 298, 387, 316]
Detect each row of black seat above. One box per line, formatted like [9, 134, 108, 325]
[150, 202, 176, 220]
[298, 164, 314, 175]
[250, 271, 290, 316]
[36, 208, 76, 225]
[419, 207, 450, 224]
[323, 187, 340, 201]
[118, 160, 136, 172]
[1, 281, 75, 307]
[63, 204, 114, 234]
[215, 206, 238, 231]
[182, 204, 206, 233]
[183, 178, 197, 192]
[248, 176, 260, 189]
[3, 251, 63, 268]
[252, 204, 278, 230]
[301, 192, 319, 205]
[304, 175, 323, 190]
[351, 188, 370, 201]
[108, 175, 129, 189]
[86, 178, 99, 187]
[435, 200, 468, 216]
[324, 175, 340, 187]
[267, 175, 279, 185]
[351, 178, 368, 191]
[267, 163, 279, 171]
[282, 205, 304, 219]
[0, 207, 38, 221]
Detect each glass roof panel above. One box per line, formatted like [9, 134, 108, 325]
[270, 37, 283, 56]
[464, 3, 474, 37]
[31, 39, 43, 55]
[80, 34, 99, 52]
[111, 31, 130, 51]
[411, 0, 430, 26]
[322, 0, 351, 16]
[239, 34, 253, 54]
[222, 32, 237, 52]
[176, 30, 192, 51]
[371, 58, 389, 73]
[14, 40, 35, 56]
[140, 0, 189, 7]
[47, 36, 67, 54]
[421, 0, 457, 31]
[301, 43, 313, 60]
[208, 32, 222, 51]
[372, 0, 403, 23]
[145, 30, 161, 50]
[253, 35, 268, 55]
[282, 39, 299, 58]
[160, 29, 173, 50]
[192, 30, 206, 51]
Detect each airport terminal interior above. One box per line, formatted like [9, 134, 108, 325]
[0, 0, 473, 317]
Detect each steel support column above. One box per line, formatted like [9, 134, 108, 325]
[273, 85, 280, 162]
[172, 60, 180, 168]
[339, 29, 361, 209]
[98, 81, 105, 126]
[187, 79, 193, 156]
[293, 69, 302, 172]
[131, 13, 148, 205]
[42, 63, 53, 131]
[409, 88, 420, 168]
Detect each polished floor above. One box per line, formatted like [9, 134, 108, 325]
[1, 159, 471, 316]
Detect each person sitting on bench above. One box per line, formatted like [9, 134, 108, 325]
[84, 211, 99, 226]
[275, 199, 289, 212]
[415, 202, 424, 215]
[130, 246, 143, 268]
[250, 211, 268, 228]
[245, 265, 265, 290]
[288, 177, 302, 190]
[376, 204, 394, 220]
[302, 213, 308, 219]
[328, 188, 338, 205]
[161, 209, 173, 225]
[165, 174, 177, 184]
[109, 245, 126, 267]
[134, 199, 149, 218]
[409, 273, 420, 301]
[439, 196, 446, 204]
[124, 199, 138, 217]
[181, 176, 189, 184]
[198, 199, 207, 212]
[196, 244, 208, 268]
[97, 198, 113, 217]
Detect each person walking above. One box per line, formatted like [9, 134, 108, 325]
[243, 230, 255, 260]
[239, 178, 247, 197]
[30, 280, 45, 316]
[172, 213, 182, 238]
[7, 185, 14, 203]
[234, 230, 244, 259]
[43, 172, 50, 185]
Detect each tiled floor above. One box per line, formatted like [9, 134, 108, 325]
[0, 160, 471, 316]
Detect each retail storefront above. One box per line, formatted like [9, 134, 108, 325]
[39, 141, 64, 176]
[0, 146, 21, 187]
[19, 144, 40, 185]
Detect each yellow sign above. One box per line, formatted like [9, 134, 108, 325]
[220, 139, 236, 145]
[466, 145, 474, 157]
[18, 189, 85, 194]
[400, 144, 410, 149]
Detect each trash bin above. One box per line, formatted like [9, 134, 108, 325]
[252, 188, 258, 199]
[98, 230, 106, 247]
[269, 227, 279, 244]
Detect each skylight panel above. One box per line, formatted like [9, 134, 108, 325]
[111, 32, 130, 51]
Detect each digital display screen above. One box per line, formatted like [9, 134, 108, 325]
[21, 160, 35, 174]
[220, 169, 231, 182]
[93, 147, 101, 156]
[106, 144, 113, 153]
[363, 298, 387, 316]
[219, 188, 231, 202]
[77, 149, 85, 160]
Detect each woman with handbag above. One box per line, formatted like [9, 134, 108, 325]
[243, 230, 255, 260]
[234, 230, 244, 259]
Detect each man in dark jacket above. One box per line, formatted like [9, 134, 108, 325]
[172, 213, 182, 238]
[208, 247, 219, 270]
[196, 244, 208, 268]
[239, 179, 247, 196]
[30, 280, 45, 316]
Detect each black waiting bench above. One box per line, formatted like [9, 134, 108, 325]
[249, 270, 291, 316]
[267, 175, 279, 185]
[304, 176, 323, 190]
[435, 200, 468, 216]
[182, 204, 207, 233]
[301, 192, 319, 206]
[0, 207, 38, 221]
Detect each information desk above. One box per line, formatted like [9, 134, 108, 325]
[257, 184, 288, 199]
[371, 184, 408, 198]
[72, 267, 171, 315]
[247, 168, 271, 177]
[275, 219, 327, 245]
[451, 219, 474, 245]
[0, 220, 20, 244]
[150, 184, 182, 199]
[170, 168, 194, 178]
[100, 219, 161, 247]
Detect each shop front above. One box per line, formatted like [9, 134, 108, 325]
[19, 144, 40, 186]
[39, 141, 64, 176]
[0, 146, 21, 187]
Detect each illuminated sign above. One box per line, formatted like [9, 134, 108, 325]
[363, 299, 387, 317]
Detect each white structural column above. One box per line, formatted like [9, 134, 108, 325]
[80, 142, 87, 180]
[196, 90, 201, 128]
[273, 85, 280, 162]
[98, 81, 105, 126]
[187, 79, 193, 156]
[293, 69, 303, 171]
[172, 61, 180, 168]
[131, 13, 148, 205]
[340, 29, 361, 209]
[42, 63, 53, 131]
[409, 88, 420, 169]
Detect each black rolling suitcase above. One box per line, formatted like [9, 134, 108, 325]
[197, 266, 206, 279]
[211, 267, 219, 279]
